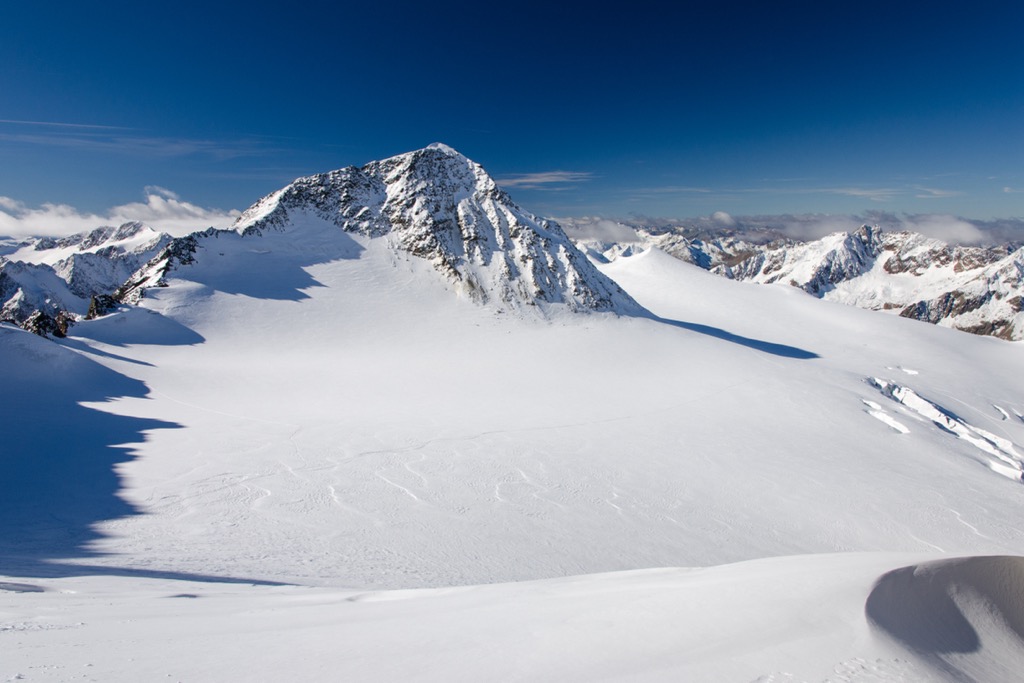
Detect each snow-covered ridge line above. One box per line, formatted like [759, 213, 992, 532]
[0, 222, 172, 336]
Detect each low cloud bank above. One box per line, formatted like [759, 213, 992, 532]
[0, 187, 241, 239]
[558, 216, 641, 243]
[566, 211, 1024, 246]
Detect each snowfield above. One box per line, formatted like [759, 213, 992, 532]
[3, 175, 1024, 678]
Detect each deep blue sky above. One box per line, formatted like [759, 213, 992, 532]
[1, 0, 1021, 228]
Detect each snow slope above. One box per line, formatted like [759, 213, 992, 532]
[3, 151, 1024, 679]
[8, 234, 1012, 593]
[12, 553, 1024, 682]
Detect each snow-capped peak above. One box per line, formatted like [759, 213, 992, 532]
[425, 141, 463, 156]
[228, 145, 640, 314]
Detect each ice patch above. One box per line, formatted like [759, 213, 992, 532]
[994, 405, 1010, 421]
[862, 399, 910, 433]
[869, 411, 910, 434]
[870, 378, 1023, 482]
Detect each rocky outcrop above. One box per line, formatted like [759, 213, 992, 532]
[21, 310, 72, 338]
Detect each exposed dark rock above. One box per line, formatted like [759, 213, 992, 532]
[22, 310, 71, 338]
[86, 294, 118, 319]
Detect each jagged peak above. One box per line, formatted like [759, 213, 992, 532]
[145, 147, 641, 316]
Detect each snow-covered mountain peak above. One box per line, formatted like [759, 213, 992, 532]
[228, 145, 639, 314]
[9, 222, 168, 266]
[425, 141, 464, 156]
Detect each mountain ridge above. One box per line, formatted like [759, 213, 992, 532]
[577, 223, 1024, 340]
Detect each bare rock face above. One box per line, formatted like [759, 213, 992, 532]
[85, 294, 119, 320]
[21, 310, 72, 338]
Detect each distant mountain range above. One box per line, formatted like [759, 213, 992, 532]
[577, 224, 1024, 340]
[1, 144, 1021, 340]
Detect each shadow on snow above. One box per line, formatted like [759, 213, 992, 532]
[645, 314, 820, 360]
[0, 325, 281, 585]
[176, 226, 365, 302]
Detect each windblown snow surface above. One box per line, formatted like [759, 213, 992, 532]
[3, 220, 1024, 681]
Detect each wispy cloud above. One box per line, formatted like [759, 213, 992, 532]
[0, 119, 134, 130]
[0, 189, 241, 238]
[0, 120, 275, 160]
[628, 185, 712, 196]
[498, 171, 594, 189]
[633, 184, 962, 203]
[913, 186, 963, 199]
[817, 187, 903, 201]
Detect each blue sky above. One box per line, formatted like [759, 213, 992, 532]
[1, 0, 1021, 235]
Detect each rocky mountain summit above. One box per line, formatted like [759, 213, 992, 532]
[120, 144, 640, 314]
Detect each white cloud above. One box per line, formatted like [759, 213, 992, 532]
[711, 211, 736, 227]
[557, 216, 640, 243]
[895, 214, 986, 243]
[0, 189, 241, 238]
[750, 212, 988, 244]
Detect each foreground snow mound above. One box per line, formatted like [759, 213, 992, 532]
[8, 552, 1021, 682]
[228, 143, 640, 313]
[867, 555, 1024, 681]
